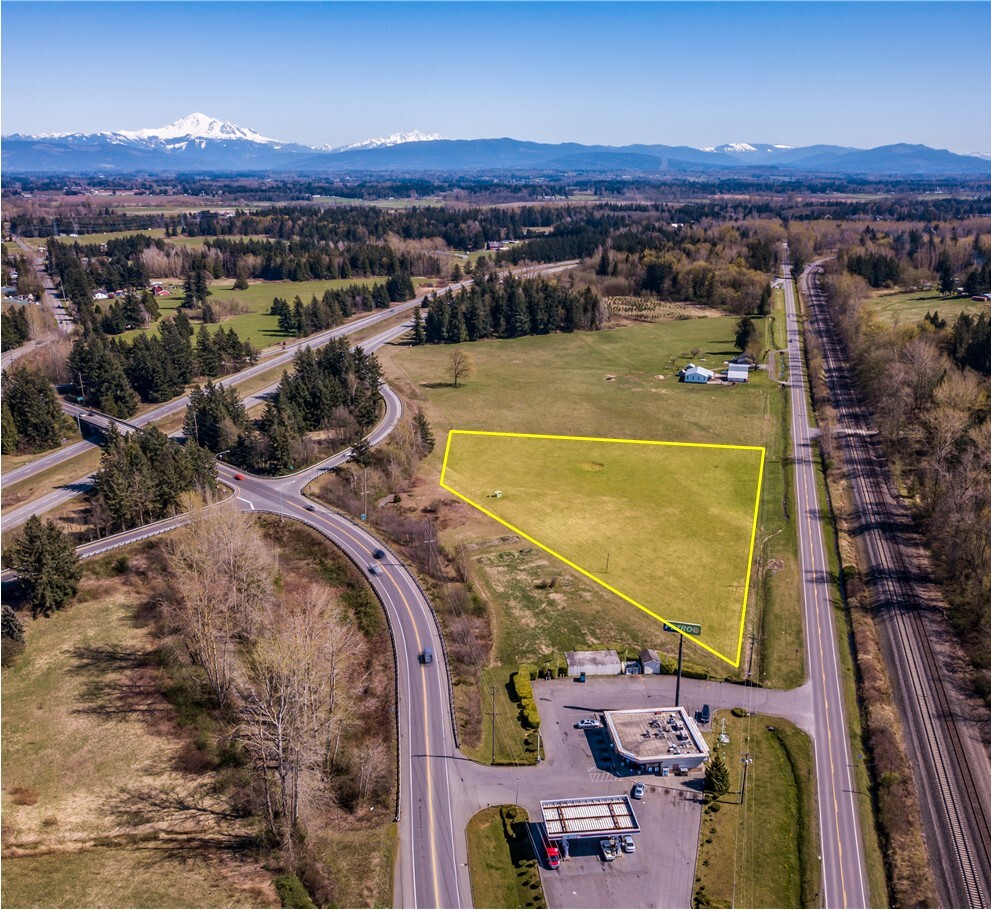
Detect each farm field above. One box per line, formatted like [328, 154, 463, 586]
[119, 276, 389, 350]
[868, 288, 988, 325]
[379, 308, 801, 684]
[442, 431, 763, 665]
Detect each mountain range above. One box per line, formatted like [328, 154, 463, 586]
[4, 113, 990, 177]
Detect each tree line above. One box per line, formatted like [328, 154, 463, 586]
[824, 268, 991, 708]
[1, 367, 70, 454]
[1, 307, 31, 352]
[184, 338, 383, 475]
[414, 272, 604, 345]
[67, 310, 257, 416]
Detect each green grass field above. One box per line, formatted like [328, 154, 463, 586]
[442, 431, 762, 665]
[868, 288, 988, 325]
[382, 313, 796, 676]
[694, 711, 819, 909]
[466, 806, 546, 910]
[118, 277, 387, 350]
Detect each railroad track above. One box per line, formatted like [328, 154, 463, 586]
[802, 266, 991, 908]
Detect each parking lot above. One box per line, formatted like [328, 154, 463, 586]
[530, 677, 707, 908]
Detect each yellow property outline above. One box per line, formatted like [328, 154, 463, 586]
[439, 429, 766, 668]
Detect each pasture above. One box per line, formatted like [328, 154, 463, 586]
[380, 310, 800, 678]
[119, 276, 388, 350]
[441, 431, 763, 665]
[868, 288, 989, 325]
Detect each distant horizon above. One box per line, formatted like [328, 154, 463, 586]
[3, 3, 990, 156]
[4, 111, 989, 158]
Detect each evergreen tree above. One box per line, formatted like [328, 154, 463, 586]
[233, 260, 250, 290]
[2, 397, 20, 454]
[596, 247, 611, 277]
[411, 308, 427, 345]
[415, 411, 435, 453]
[349, 434, 372, 467]
[2, 368, 65, 452]
[5, 516, 82, 617]
[196, 325, 220, 377]
[734, 316, 759, 354]
[704, 749, 731, 797]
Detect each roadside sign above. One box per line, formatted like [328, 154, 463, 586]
[360, 513, 366, 521]
[663, 621, 702, 637]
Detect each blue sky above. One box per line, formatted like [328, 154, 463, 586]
[3, 2, 989, 153]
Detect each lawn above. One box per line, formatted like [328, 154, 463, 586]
[868, 288, 988, 325]
[466, 806, 547, 910]
[381, 313, 795, 673]
[441, 431, 763, 666]
[118, 277, 388, 350]
[693, 711, 819, 909]
[0, 552, 275, 908]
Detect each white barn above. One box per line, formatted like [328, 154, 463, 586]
[726, 363, 749, 383]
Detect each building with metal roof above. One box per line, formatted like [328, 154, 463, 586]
[726, 363, 750, 383]
[540, 795, 641, 841]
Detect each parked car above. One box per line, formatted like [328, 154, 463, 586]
[631, 782, 645, 799]
[421, 647, 433, 665]
[600, 837, 618, 862]
[620, 835, 636, 854]
[699, 703, 711, 725]
[576, 717, 601, 729]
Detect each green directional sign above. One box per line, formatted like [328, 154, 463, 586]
[663, 621, 702, 637]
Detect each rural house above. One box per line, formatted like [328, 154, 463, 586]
[726, 363, 749, 383]
[681, 364, 714, 384]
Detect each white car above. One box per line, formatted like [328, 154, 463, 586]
[576, 717, 601, 729]
[620, 835, 636, 854]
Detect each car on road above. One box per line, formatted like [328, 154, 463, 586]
[600, 837, 618, 862]
[373, 549, 386, 559]
[631, 782, 645, 799]
[421, 647, 433, 665]
[233, 473, 244, 480]
[305, 504, 316, 512]
[575, 717, 601, 729]
[620, 835, 636, 854]
[368, 564, 382, 576]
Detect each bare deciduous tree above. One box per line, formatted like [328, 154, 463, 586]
[449, 350, 474, 388]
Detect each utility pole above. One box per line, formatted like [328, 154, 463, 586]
[489, 685, 498, 765]
[740, 753, 753, 804]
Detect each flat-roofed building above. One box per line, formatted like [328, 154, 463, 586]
[540, 795, 641, 842]
[603, 707, 708, 774]
[565, 649, 622, 677]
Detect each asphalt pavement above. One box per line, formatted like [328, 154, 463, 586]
[782, 263, 869, 908]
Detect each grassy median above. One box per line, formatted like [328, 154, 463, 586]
[466, 806, 547, 910]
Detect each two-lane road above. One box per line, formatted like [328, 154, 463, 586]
[782, 263, 869, 908]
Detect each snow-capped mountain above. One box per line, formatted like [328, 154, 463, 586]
[116, 113, 281, 145]
[323, 130, 446, 152]
[4, 117, 991, 176]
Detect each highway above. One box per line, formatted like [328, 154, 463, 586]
[3, 255, 578, 907]
[2, 260, 578, 519]
[781, 263, 869, 909]
[800, 264, 991, 909]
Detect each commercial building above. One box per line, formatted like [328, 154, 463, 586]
[541, 795, 641, 842]
[603, 707, 708, 774]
